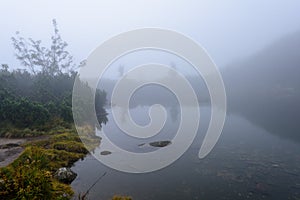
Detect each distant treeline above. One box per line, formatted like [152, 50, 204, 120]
[222, 31, 300, 142]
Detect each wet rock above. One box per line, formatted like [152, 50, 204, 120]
[54, 167, 77, 184]
[149, 141, 171, 147]
[100, 150, 112, 155]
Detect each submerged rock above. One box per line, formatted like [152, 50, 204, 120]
[54, 167, 77, 184]
[100, 150, 112, 155]
[149, 141, 171, 147]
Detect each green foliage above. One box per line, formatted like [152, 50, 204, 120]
[112, 195, 133, 200]
[0, 19, 108, 137]
[72, 79, 108, 128]
[0, 19, 109, 199]
[0, 152, 74, 199]
[0, 97, 50, 127]
[0, 162, 53, 200]
[0, 65, 108, 136]
[0, 129, 97, 199]
[52, 141, 88, 154]
[95, 89, 108, 126]
[0, 125, 45, 138]
[13, 146, 84, 171]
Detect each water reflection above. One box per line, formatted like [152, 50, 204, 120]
[72, 106, 300, 200]
[222, 31, 300, 144]
[72, 32, 300, 199]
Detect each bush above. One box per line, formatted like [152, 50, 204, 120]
[52, 141, 88, 154]
[0, 149, 53, 199]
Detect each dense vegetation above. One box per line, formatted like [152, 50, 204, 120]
[0, 19, 107, 137]
[0, 126, 103, 199]
[0, 64, 107, 137]
[0, 20, 129, 199]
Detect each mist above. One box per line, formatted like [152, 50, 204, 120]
[222, 31, 300, 142]
[1, 1, 300, 200]
[1, 0, 300, 69]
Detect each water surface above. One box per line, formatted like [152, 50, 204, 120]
[71, 106, 300, 200]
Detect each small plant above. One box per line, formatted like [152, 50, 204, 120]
[112, 195, 133, 200]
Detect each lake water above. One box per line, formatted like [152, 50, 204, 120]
[71, 106, 300, 200]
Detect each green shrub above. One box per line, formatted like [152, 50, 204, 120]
[112, 195, 133, 200]
[0, 152, 53, 199]
[52, 141, 88, 154]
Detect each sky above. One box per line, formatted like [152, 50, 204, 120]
[1, 0, 300, 71]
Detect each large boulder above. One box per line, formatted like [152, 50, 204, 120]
[54, 167, 77, 184]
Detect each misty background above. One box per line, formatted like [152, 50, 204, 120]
[1, 1, 300, 199]
[1, 0, 300, 142]
[1, 0, 300, 69]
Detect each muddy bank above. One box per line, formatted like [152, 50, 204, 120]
[0, 136, 49, 167]
[0, 138, 25, 167]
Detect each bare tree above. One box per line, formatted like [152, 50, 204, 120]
[12, 19, 75, 75]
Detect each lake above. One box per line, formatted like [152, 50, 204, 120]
[71, 106, 300, 200]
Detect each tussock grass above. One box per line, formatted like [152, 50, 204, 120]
[0, 126, 99, 199]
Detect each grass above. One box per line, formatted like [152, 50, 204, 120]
[0, 125, 133, 200]
[0, 118, 73, 138]
[112, 196, 133, 200]
[0, 126, 100, 199]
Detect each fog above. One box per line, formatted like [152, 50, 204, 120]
[223, 31, 300, 142]
[1, 1, 300, 199]
[1, 0, 300, 69]
[1, 1, 299, 154]
[96, 30, 300, 143]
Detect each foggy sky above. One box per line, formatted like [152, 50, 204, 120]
[1, 0, 300, 70]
